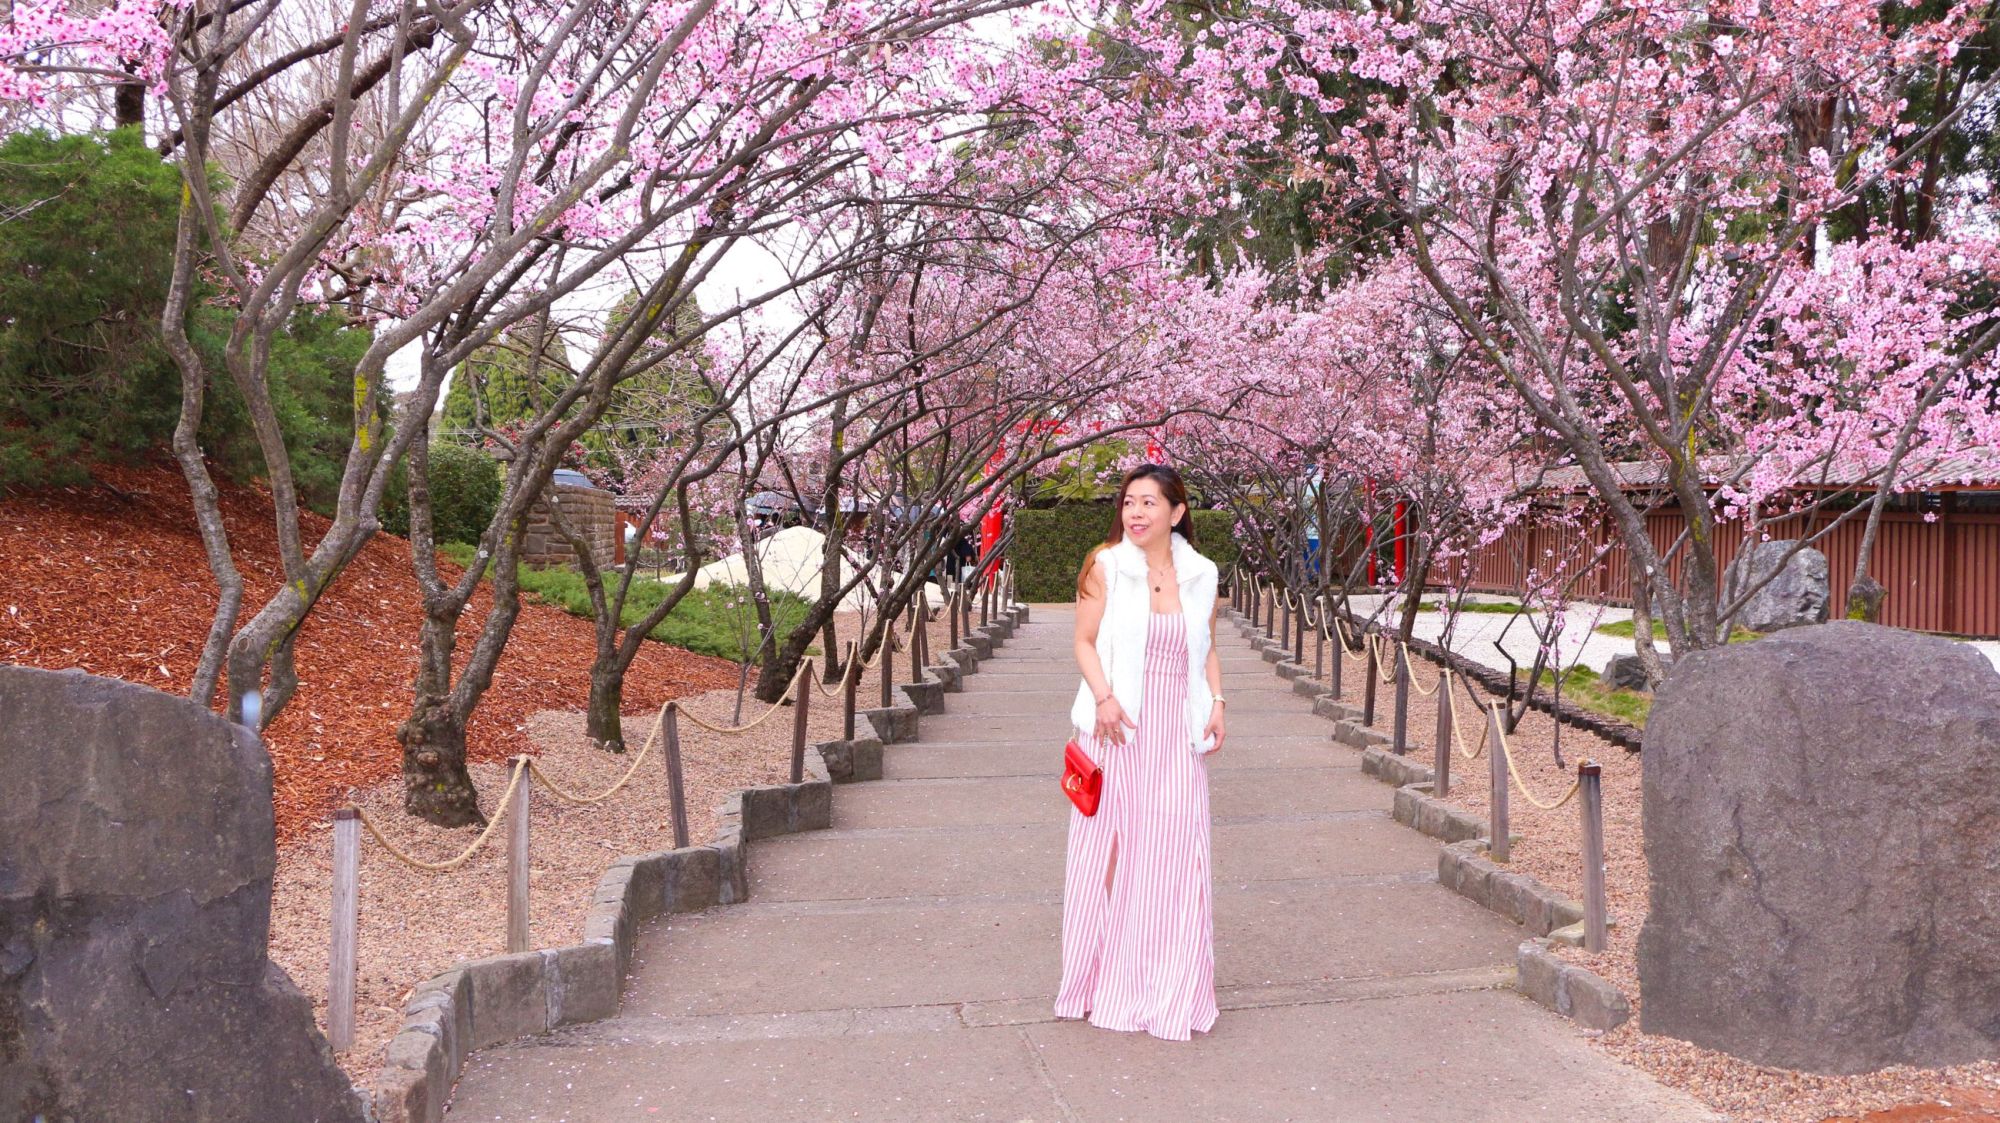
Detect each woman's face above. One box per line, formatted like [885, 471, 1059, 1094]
[1121, 477, 1184, 548]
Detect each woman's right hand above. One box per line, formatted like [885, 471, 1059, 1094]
[1095, 695, 1137, 745]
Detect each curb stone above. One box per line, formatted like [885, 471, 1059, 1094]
[1515, 938, 1630, 1031]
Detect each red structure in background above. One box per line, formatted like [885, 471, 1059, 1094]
[1364, 478, 1377, 585]
[1393, 500, 1407, 584]
[979, 505, 1004, 577]
[976, 417, 1082, 582]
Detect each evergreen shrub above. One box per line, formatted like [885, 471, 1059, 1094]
[382, 443, 502, 545]
[1012, 505, 1241, 603]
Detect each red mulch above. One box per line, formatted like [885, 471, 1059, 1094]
[1824, 1090, 2000, 1123]
[0, 460, 741, 842]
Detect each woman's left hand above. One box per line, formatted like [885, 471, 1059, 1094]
[1202, 704, 1226, 754]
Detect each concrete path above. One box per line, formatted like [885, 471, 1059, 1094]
[446, 608, 1718, 1122]
[1346, 592, 2000, 675]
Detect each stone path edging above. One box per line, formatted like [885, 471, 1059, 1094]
[1516, 938, 1632, 1032]
[1221, 604, 1633, 1034]
[362, 605, 1031, 1123]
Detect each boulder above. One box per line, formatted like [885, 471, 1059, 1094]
[1603, 652, 1667, 692]
[1721, 539, 1830, 632]
[0, 667, 364, 1122]
[1638, 622, 2000, 1073]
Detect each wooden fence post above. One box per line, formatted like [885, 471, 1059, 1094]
[1330, 618, 1345, 697]
[948, 582, 960, 650]
[1313, 602, 1325, 679]
[1487, 703, 1510, 863]
[328, 808, 359, 1053]
[1264, 584, 1276, 635]
[842, 642, 859, 742]
[790, 660, 813, 783]
[1434, 677, 1453, 797]
[1280, 592, 1292, 649]
[880, 625, 896, 709]
[910, 593, 925, 685]
[507, 758, 531, 953]
[1392, 644, 1410, 754]
[663, 705, 690, 849]
[1579, 761, 1606, 951]
[1293, 597, 1306, 663]
[1362, 635, 1379, 726]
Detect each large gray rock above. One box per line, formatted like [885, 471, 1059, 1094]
[1638, 622, 2000, 1073]
[1603, 652, 1668, 692]
[1721, 539, 1830, 632]
[0, 667, 364, 1122]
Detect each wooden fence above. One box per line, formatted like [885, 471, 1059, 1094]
[1465, 504, 2000, 638]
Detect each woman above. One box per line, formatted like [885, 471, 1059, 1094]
[1053, 463, 1227, 1040]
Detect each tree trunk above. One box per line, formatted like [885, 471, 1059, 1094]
[584, 662, 625, 752]
[1629, 554, 1670, 687]
[756, 596, 840, 702]
[1846, 574, 1888, 623]
[398, 696, 484, 827]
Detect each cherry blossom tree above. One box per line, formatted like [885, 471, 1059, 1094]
[1140, 0, 2000, 662]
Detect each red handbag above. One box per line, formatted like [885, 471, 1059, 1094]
[1062, 737, 1103, 815]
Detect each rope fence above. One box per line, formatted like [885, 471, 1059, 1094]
[351, 758, 530, 873]
[1486, 700, 1583, 811]
[1229, 566, 1610, 953]
[322, 560, 1021, 1054]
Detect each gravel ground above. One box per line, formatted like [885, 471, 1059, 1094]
[1264, 624, 2000, 1123]
[268, 606, 969, 1083]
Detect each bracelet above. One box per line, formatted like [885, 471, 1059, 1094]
[1212, 695, 1227, 707]
[1093, 688, 1112, 705]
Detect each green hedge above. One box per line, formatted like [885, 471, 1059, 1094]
[382, 442, 503, 546]
[1012, 505, 1241, 603]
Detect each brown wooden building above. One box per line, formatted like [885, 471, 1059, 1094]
[1465, 455, 2000, 639]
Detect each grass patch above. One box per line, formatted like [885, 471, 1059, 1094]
[1554, 665, 1653, 727]
[1416, 599, 1527, 614]
[1595, 619, 1759, 643]
[441, 543, 816, 664]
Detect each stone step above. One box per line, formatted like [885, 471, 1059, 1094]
[826, 769, 1397, 830]
[914, 707, 1342, 742]
[878, 736, 1357, 778]
[618, 876, 1523, 1020]
[450, 984, 1714, 1123]
[934, 683, 1311, 713]
[741, 814, 1451, 901]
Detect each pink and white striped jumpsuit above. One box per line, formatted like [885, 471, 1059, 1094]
[1053, 609, 1218, 1039]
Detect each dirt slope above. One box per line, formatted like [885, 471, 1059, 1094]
[0, 461, 740, 840]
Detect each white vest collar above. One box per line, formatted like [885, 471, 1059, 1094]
[1107, 531, 1201, 585]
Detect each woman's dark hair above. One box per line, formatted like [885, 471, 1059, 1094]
[1076, 463, 1195, 596]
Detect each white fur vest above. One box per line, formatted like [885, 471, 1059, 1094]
[1069, 530, 1219, 755]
